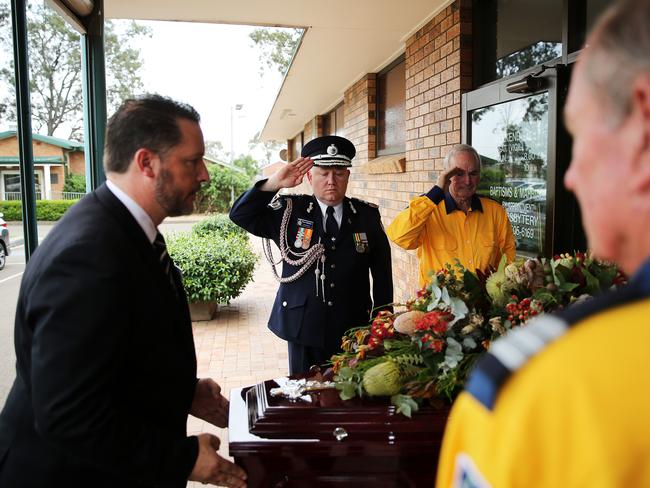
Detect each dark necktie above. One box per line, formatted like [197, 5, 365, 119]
[326, 206, 339, 239]
[153, 232, 177, 295]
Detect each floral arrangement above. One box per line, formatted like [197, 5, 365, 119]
[331, 252, 625, 417]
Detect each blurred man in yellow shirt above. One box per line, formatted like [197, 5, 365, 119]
[436, 1, 650, 487]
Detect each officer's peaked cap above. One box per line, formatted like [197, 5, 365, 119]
[301, 135, 355, 167]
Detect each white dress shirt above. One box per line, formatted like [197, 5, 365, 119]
[315, 198, 343, 230]
[106, 180, 158, 244]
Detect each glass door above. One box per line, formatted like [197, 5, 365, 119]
[471, 93, 549, 257]
[462, 64, 586, 257]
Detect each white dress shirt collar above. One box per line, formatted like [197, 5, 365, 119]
[106, 180, 158, 244]
[315, 198, 343, 229]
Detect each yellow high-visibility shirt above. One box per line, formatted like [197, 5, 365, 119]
[436, 291, 650, 488]
[386, 186, 515, 285]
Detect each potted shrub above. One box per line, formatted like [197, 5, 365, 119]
[167, 228, 257, 321]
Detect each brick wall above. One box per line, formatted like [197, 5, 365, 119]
[68, 151, 85, 176]
[349, 0, 472, 302]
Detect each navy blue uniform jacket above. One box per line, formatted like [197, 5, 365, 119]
[0, 184, 198, 488]
[229, 181, 393, 354]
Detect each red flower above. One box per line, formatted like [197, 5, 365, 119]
[367, 336, 381, 349]
[419, 333, 445, 352]
[414, 310, 453, 335]
[416, 287, 430, 299]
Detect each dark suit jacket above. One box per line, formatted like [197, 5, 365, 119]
[230, 181, 393, 355]
[0, 184, 198, 488]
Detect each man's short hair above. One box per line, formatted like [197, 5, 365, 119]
[104, 94, 200, 174]
[583, 0, 650, 123]
[443, 144, 481, 171]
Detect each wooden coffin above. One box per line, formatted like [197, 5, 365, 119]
[229, 379, 450, 487]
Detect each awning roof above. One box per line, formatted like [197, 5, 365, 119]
[0, 131, 84, 150]
[104, 0, 450, 141]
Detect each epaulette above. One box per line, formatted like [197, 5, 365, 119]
[268, 193, 310, 210]
[351, 197, 378, 208]
[465, 315, 568, 410]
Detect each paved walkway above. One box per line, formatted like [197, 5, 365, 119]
[186, 237, 287, 487]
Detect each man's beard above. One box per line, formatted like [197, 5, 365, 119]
[155, 167, 196, 217]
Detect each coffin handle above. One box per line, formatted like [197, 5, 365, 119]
[333, 427, 348, 441]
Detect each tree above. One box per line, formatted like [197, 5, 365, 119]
[63, 173, 86, 193]
[195, 164, 251, 213]
[232, 154, 259, 180]
[248, 131, 284, 166]
[204, 140, 228, 161]
[0, 3, 150, 139]
[495, 41, 561, 79]
[249, 27, 302, 76]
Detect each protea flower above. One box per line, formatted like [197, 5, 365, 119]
[393, 310, 426, 336]
[362, 361, 402, 396]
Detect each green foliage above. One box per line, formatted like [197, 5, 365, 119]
[166, 231, 257, 305]
[63, 173, 86, 193]
[0, 201, 21, 221]
[192, 214, 247, 239]
[249, 28, 302, 75]
[233, 154, 260, 180]
[249, 131, 285, 166]
[0, 3, 150, 138]
[195, 164, 251, 213]
[477, 166, 506, 194]
[0, 199, 78, 221]
[392, 394, 420, 418]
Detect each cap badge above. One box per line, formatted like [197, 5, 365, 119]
[327, 144, 338, 156]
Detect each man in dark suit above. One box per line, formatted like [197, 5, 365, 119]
[230, 135, 393, 374]
[0, 95, 246, 488]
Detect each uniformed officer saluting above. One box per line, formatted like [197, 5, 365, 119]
[230, 135, 393, 374]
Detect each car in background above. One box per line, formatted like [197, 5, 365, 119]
[0, 212, 10, 270]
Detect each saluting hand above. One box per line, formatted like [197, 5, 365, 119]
[262, 157, 313, 192]
[436, 166, 465, 193]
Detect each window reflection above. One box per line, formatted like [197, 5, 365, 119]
[471, 93, 549, 256]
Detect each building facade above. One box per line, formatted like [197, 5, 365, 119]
[271, 0, 609, 300]
[0, 131, 85, 201]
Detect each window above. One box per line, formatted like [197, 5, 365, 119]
[474, 0, 563, 85]
[377, 57, 406, 156]
[291, 132, 303, 160]
[471, 94, 549, 257]
[323, 103, 346, 137]
[1, 171, 43, 200]
[50, 173, 59, 184]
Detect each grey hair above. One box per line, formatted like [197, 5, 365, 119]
[443, 144, 481, 170]
[582, 0, 650, 124]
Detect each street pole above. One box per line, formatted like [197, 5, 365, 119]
[230, 103, 243, 164]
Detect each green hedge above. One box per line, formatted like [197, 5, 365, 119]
[192, 214, 247, 240]
[0, 199, 79, 221]
[194, 164, 252, 213]
[167, 231, 257, 305]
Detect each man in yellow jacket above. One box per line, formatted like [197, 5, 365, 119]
[386, 144, 515, 285]
[436, 1, 650, 487]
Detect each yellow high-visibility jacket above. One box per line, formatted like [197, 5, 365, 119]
[386, 186, 515, 285]
[436, 280, 650, 488]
